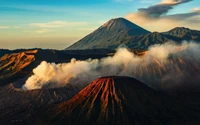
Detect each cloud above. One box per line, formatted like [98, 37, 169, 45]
[113, 0, 134, 2]
[161, 0, 192, 4]
[0, 26, 10, 29]
[0, 26, 21, 29]
[78, 27, 97, 31]
[137, 0, 192, 18]
[191, 8, 200, 12]
[13, 26, 21, 29]
[0, 5, 76, 14]
[35, 29, 52, 34]
[126, 0, 200, 32]
[29, 21, 88, 28]
[139, 0, 158, 4]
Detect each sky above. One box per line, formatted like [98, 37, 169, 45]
[0, 0, 199, 50]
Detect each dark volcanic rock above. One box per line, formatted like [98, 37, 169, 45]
[0, 84, 76, 125]
[35, 76, 193, 125]
[0, 49, 11, 58]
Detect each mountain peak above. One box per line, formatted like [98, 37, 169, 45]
[66, 17, 150, 50]
[37, 76, 188, 125]
[171, 27, 191, 31]
[100, 17, 145, 30]
[101, 17, 127, 26]
[166, 27, 200, 33]
[58, 76, 148, 106]
[163, 27, 200, 41]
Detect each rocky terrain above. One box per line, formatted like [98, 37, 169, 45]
[0, 49, 111, 87]
[0, 49, 11, 58]
[163, 27, 200, 41]
[0, 84, 76, 125]
[34, 76, 199, 125]
[0, 17, 200, 125]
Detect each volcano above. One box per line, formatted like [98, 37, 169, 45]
[66, 18, 151, 50]
[66, 18, 200, 50]
[35, 76, 191, 125]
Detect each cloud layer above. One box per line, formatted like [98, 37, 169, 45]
[30, 21, 88, 28]
[0, 26, 20, 29]
[126, 0, 200, 32]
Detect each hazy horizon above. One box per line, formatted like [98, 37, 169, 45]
[0, 0, 200, 49]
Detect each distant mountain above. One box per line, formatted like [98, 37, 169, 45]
[0, 50, 36, 86]
[163, 27, 200, 41]
[0, 49, 110, 86]
[66, 18, 200, 50]
[119, 32, 181, 49]
[35, 76, 193, 125]
[66, 18, 151, 50]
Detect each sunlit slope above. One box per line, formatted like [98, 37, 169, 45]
[0, 49, 109, 86]
[0, 50, 37, 85]
[35, 76, 193, 125]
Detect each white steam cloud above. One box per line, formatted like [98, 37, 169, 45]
[23, 41, 200, 90]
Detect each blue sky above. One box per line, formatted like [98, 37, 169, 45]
[0, 0, 199, 49]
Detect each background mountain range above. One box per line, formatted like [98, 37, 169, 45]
[66, 18, 200, 50]
[0, 17, 200, 125]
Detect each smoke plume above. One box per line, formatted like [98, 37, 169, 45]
[23, 41, 200, 90]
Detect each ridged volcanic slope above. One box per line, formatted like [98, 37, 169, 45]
[36, 76, 189, 125]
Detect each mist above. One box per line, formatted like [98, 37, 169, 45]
[23, 41, 200, 90]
